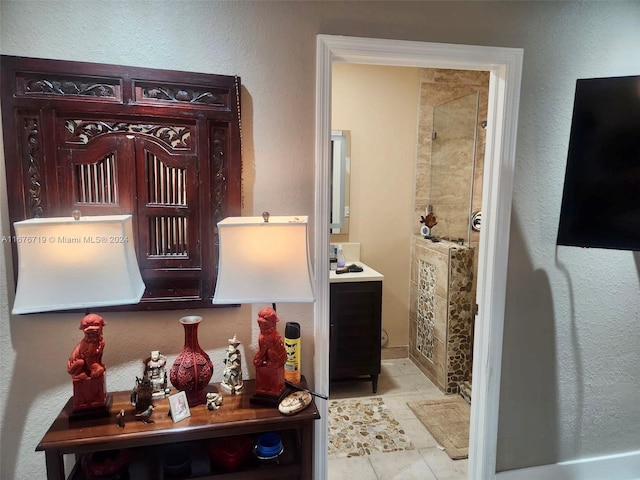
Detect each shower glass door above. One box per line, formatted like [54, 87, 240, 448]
[429, 92, 479, 244]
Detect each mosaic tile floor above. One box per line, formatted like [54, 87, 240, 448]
[328, 397, 415, 458]
[328, 358, 469, 480]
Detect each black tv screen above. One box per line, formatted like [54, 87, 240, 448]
[557, 75, 640, 251]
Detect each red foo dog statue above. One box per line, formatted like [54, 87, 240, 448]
[67, 313, 108, 412]
[253, 307, 287, 400]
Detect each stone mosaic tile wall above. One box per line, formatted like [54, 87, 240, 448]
[446, 247, 475, 393]
[416, 260, 436, 360]
[409, 237, 475, 394]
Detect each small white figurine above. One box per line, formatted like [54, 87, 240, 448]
[220, 334, 244, 394]
[206, 392, 224, 410]
[144, 350, 170, 399]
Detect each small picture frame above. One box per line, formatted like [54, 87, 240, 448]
[168, 391, 191, 423]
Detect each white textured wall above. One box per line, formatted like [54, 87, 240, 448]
[1, 1, 639, 479]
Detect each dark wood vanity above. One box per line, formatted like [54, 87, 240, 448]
[329, 263, 383, 393]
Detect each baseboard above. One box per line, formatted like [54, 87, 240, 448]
[381, 346, 408, 359]
[495, 450, 640, 480]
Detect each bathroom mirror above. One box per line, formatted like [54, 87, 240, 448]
[330, 130, 350, 234]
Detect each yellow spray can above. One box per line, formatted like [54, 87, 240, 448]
[284, 322, 301, 383]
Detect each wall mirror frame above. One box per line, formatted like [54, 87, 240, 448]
[0, 55, 242, 311]
[330, 130, 350, 234]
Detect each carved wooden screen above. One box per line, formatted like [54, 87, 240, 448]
[1, 55, 241, 310]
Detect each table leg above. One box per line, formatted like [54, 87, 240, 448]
[44, 450, 65, 480]
[301, 422, 313, 480]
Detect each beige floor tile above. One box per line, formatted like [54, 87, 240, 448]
[374, 374, 416, 396]
[329, 381, 377, 399]
[379, 393, 424, 419]
[368, 449, 438, 480]
[419, 447, 468, 480]
[380, 358, 423, 377]
[397, 417, 439, 449]
[403, 373, 443, 394]
[327, 455, 377, 480]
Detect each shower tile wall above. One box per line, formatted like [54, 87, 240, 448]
[409, 236, 475, 394]
[410, 69, 488, 390]
[416, 260, 437, 360]
[413, 68, 489, 250]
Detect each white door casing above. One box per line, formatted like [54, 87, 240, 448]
[313, 34, 523, 480]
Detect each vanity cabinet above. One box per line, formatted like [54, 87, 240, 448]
[329, 279, 383, 393]
[36, 379, 319, 480]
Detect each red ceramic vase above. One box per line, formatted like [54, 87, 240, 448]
[170, 316, 213, 406]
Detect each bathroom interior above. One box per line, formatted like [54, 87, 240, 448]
[329, 63, 488, 408]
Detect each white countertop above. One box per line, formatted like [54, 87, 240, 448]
[329, 262, 384, 283]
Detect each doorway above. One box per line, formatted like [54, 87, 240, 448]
[313, 35, 523, 480]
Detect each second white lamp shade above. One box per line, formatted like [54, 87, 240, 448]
[212, 215, 315, 304]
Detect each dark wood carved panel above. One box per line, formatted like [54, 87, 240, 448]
[19, 114, 46, 219]
[15, 73, 121, 100]
[134, 81, 229, 108]
[211, 125, 229, 222]
[1, 55, 242, 311]
[63, 119, 193, 150]
[57, 133, 136, 217]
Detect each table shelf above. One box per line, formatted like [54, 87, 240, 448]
[37, 379, 319, 480]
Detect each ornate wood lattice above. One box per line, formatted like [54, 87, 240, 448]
[75, 155, 118, 204]
[1, 55, 242, 311]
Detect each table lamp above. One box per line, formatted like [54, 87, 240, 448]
[212, 213, 315, 406]
[11, 213, 145, 419]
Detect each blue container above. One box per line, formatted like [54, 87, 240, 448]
[254, 433, 283, 459]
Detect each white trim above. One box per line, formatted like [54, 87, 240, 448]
[312, 33, 332, 480]
[495, 450, 640, 480]
[313, 34, 523, 480]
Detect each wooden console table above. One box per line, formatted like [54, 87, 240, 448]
[37, 378, 319, 480]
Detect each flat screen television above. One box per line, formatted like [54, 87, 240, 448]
[556, 75, 640, 251]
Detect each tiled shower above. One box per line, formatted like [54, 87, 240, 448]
[409, 68, 489, 398]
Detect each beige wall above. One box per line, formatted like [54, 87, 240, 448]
[331, 63, 420, 348]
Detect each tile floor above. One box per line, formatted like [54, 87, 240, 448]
[328, 358, 468, 480]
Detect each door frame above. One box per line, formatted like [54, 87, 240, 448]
[313, 34, 523, 479]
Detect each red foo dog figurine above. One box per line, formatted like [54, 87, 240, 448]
[253, 307, 287, 402]
[67, 313, 108, 412]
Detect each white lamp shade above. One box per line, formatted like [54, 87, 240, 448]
[12, 214, 145, 314]
[212, 215, 315, 304]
